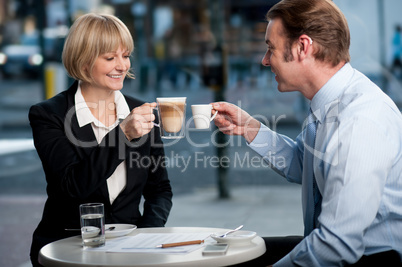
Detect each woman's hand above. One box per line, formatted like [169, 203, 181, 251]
[212, 102, 261, 143]
[120, 102, 157, 141]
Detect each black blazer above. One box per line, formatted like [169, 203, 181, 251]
[29, 81, 172, 261]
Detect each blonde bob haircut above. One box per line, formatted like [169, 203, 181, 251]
[62, 13, 135, 83]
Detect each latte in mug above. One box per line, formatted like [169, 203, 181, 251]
[156, 97, 186, 139]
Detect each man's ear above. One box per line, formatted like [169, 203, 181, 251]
[298, 34, 313, 59]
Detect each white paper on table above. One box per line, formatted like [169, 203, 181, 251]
[107, 233, 213, 253]
[84, 236, 132, 252]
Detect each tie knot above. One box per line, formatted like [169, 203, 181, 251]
[307, 108, 316, 124]
[304, 108, 317, 149]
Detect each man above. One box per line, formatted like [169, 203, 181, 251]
[213, 0, 402, 266]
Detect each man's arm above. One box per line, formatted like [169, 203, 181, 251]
[212, 101, 305, 184]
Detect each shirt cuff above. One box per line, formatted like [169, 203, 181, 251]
[247, 123, 273, 156]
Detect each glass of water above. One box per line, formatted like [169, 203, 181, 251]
[79, 203, 105, 248]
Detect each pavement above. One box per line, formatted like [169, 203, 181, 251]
[165, 184, 303, 236]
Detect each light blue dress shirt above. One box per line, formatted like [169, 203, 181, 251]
[249, 63, 402, 266]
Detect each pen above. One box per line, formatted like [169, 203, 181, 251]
[156, 240, 204, 248]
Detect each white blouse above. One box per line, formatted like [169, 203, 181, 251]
[74, 83, 130, 204]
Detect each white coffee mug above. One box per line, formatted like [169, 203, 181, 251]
[191, 104, 218, 129]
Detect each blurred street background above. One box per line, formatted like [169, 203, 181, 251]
[1, 0, 402, 266]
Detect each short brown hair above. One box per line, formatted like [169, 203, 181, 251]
[62, 13, 134, 83]
[266, 0, 350, 66]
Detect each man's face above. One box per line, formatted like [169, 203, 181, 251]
[262, 18, 301, 93]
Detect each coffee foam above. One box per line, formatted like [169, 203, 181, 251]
[157, 97, 186, 103]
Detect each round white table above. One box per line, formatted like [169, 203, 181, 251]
[39, 227, 266, 267]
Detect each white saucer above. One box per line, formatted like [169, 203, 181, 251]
[210, 230, 257, 244]
[105, 224, 137, 238]
[81, 226, 100, 238]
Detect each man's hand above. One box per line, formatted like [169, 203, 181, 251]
[212, 102, 260, 143]
[120, 102, 157, 141]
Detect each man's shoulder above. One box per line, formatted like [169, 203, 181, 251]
[338, 73, 402, 126]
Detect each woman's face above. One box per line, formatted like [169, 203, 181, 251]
[89, 46, 131, 92]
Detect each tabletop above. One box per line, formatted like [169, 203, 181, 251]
[39, 226, 266, 267]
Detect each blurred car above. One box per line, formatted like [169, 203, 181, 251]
[0, 35, 43, 79]
[0, 27, 67, 80]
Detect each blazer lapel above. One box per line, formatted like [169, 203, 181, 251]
[118, 100, 149, 199]
[65, 81, 110, 200]
[66, 82, 98, 157]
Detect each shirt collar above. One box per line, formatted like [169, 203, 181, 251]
[74, 82, 130, 128]
[114, 89, 131, 121]
[310, 63, 354, 123]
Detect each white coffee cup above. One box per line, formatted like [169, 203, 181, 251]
[191, 104, 218, 129]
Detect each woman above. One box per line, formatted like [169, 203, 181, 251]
[29, 13, 172, 266]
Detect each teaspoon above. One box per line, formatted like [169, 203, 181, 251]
[65, 226, 115, 231]
[218, 225, 244, 238]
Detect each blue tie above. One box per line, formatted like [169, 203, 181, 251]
[303, 109, 322, 236]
